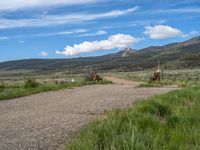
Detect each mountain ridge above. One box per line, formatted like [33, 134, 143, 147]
[0, 36, 200, 72]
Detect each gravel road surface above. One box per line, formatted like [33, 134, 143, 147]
[0, 77, 178, 150]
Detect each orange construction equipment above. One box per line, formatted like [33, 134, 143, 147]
[88, 71, 103, 81]
[150, 60, 161, 82]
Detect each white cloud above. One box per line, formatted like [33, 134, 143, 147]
[78, 30, 107, 37]
[36, 29, 88, 37]
[189, 30, 199, 35]
[57, 29, 88, 35]
[0, 0, 96, 12]
[0, 36, 9, 40]
[39, 51, 48, 57]
[56, 34, 137, 56]
[182, 30, 199, 38]
[155, 8, 200, 14]
[144, 25, 183, 39]
[0, 7, 138, 29]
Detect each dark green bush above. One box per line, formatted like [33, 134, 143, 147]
[24, 78, 39, 88]
[0, 82, 6, 89]
[0, 82, 5, 89]
[167, 116, 180, 128]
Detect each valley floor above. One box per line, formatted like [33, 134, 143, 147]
[0, 78, 177, 150]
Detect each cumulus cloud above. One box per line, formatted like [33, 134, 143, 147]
[39, 51, 48, 57]
[144, 25, 183, 39]
[0, 0, 96, 11]
[0, 7, 138, 29]
[56, 34, 137, 56]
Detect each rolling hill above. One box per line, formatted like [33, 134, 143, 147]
[0, 36, 200, 73]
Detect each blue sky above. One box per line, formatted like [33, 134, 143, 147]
[0, 0, 200, 61]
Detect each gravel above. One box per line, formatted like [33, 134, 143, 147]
[0, 77, 178, 150]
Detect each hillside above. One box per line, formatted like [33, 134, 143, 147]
[0, 36, 200, 73]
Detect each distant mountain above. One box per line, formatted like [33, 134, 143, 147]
[138, 36, 200, 69]
[109, 48, 138, 58]
[121, 48, 137, 57]
[0, 36, 200, 73]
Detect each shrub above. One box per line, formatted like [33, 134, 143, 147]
[0, 82, 6, 89]
[24, 78, 39, 88]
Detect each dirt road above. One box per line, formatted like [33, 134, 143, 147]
[0, 77, 177, 150]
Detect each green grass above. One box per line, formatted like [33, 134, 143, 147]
[109, 69, 200, 88]
[0, 80, 112, 101]
[111, 69, 200, 83]
[139, 80, 175, 88]
[138, 80, 190, 88]
[67, 86, 200, 150]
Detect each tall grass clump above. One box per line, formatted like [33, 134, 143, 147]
[67, 86, 200, 150]
[24, 78, 39, 88]
[0, 82, 6, 89]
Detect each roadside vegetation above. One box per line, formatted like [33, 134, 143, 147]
[138, 80, 189, 88]
[0, 78, 112, 101]
[110, 69, 200, 87]
[67, 86, 200, 149]
[111, 69, 200, 82]
[139, 81, 174, 88]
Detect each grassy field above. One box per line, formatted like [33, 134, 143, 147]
[0, 69, 113, 100]
[67, 86, 200, 150]
[111, 69, 200, 82]
[0, 78, 112, 101]
[0, 69, 84, 83]
[109, 69, 200, 87]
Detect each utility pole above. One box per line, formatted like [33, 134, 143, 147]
[157, 60, 160, 72]
[90, 65, 93, 74]
[157, 60, 161, 81]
